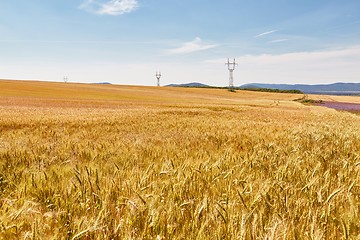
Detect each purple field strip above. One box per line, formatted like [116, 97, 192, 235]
[320, 101, 360, 112]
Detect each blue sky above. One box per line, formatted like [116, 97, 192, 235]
[1, 0, 360, 86]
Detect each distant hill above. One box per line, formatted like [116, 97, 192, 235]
[166, 82, 210, 88]
[240, 82, 360, 96]
[95, 82, 112, 85]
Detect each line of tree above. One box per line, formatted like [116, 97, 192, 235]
[241, 87, 303, 94]
[169, 84, 303, 94]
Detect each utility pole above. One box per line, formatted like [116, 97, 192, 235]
[155, 72, 161, 87]
[225, 58, 237, 90]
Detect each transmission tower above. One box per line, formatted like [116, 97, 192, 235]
[155, 72, 162, 87]
[225, 58, 237, 89]
[63, 76, 68, 83]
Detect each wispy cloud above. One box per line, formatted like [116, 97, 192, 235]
[239, 47, 360, 83]
[254, 30, 277, 38]
[80, 0, 138, 16]
[268, 39, 289, 44]
[166, 37, 218, 55]
[203, 46, 360, 84]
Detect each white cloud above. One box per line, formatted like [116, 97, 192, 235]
[166, 37, 218, 55]
[254, 30, 277, 38]
[98, 0, 138, 15]
[79, 0, 94, 9]
[80, 0, 138, 16]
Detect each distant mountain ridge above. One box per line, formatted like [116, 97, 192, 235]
[166, 82, 210, 87]
[240, 82, 360, 95]
[95, 82, 112, 85]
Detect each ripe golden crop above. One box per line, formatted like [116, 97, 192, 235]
[0, 80, 359, 239]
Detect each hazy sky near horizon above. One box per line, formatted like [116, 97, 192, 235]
[1, 0, 360, 86]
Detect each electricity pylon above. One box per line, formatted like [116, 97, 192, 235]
[225, 58, 237, 89]
[156, 72, 161, 87]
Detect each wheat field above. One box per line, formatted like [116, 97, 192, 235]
[0, 80, 359, 239]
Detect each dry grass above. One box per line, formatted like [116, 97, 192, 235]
[0, 80, 359, 239]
